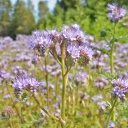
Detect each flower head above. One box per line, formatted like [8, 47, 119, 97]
[111, 78, 128, 101]
[1, 106, 15, 118]
[12, 75, 42, 98]
[29, 23, 94, 66]
[107, 3, 126, 22]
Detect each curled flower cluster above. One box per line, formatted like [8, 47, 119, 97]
[29, 23, 94, 66]
[95, 77, 108, 89]
[107, 3, 126, 22]
[92, 94, 108, 110]
[12, 75, 42, 98]
[1, 106, 15, 118]
[111, 78, 128, 101]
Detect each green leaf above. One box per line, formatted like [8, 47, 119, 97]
[92, 46, 110, 56]
[100, 30, 107, 37]
[21, 92, 28, 100]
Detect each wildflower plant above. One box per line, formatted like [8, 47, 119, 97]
[2, 2, 128, 128]
[29, 23, 94, 127]
[92, 3, 127, 127]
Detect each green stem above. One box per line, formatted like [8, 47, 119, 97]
[60, 43, 69, 128]
[61, 56, 68, 119]
[106, 98, 117, 128]
[110, 23, 117, 121]
[110, 23, 117, 75]
[20, 100, 24, 124]
[9, 119, 14, 128]
[33, 94, 59, 121]
[44, 57, 50, 110]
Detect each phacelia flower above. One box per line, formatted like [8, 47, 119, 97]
[97, 101, 108, 110]
[29, 23, 94, 66]
[95, 78, 108, 88]
[67, 43, 80, 59]
[12, 75, 42, 98]
[61, 23, 86, 42]
[1, 106, 15, 118]
[107, 3, 126, 22]
[111, 78, 128, 101]
[109, 121, 116, 128]
[76, 72, 88, 83]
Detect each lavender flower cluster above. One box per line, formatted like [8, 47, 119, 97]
[107, 3, 126, 22]
[29, 23, 94, 66]
[111, 78, 128, 101]
[12, 74, 42, 98]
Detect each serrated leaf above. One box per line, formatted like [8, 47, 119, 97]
[21, 92, 28, 100]
[91, 46, 110, 56]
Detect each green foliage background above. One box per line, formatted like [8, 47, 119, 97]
[0, 0, 128, 42]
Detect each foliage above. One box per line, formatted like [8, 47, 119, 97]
[0, 0, 12, 36]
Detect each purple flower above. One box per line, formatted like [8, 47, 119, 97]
[12, 75, 29, 91]
[0, 70, 10, 81]
[80, 45, 94, 62]
[61, 23, 86, 42]
[92, 94, 103, 103]
[12, 75, 42, 94]
[107, 3, 126, 22]
[95, 78, 108, 88]
[67, 43, 80, 58]
[27, 77, 43, 91]
[76, 72, 88, 83]
[97, 101, 108, 110]
[29, 23, 94, 66]
[111, 78, 128, 101]
[109, 121, 116, 128]
[11, 66, 27, 75]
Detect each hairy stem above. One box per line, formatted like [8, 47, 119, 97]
[60, 43, 69, 128]
[9, 119, 14, 128]
[33, 94, 60, 121]
[110, 23, 116, 75]
[44, 57, 50, 110]
[106, 98, 117, 128]
[110, 23, 117, 121]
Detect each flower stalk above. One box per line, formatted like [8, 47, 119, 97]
[33, 93, 65, 124]
[109, 23, 117, 122]
[106, 98, 117, 128]
[44, 56, 50, 110]
[110, 23, 116, 75]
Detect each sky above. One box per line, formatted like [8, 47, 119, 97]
[11, 0, 57, 11]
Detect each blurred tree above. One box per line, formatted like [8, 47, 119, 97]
[37, 0, 49, 29]
[0, 0, 12, 36]
[58, 0, 82, 11]
[10, 0, 36, 38]
[38, 1, 49, 21]
[27, 0, 34, 13]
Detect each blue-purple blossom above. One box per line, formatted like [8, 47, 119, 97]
[29, 23, 94, 65]
[67, 43, 80, 58]
[29, 30, 55, 50]
[111, 78, 128, 101]
[107, 3, 126, 22]
[92, 94, 103, 103]
[11, 66, 27, 75]
[12, 75, 29, 91]
[80, 45, 94, 62]
[97, 101, 108, 110]
[95, 78, 108, 88]
[61, 23, 86, 42]
[109, 121, 116, 128]
[0, 70, 10, 81]
[12, 75, 42, 93]
[76, 72, 88, 83]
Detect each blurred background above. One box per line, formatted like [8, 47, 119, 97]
[0, 0, 128, 41]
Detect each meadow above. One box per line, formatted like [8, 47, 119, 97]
[0, 3, 128, 128]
